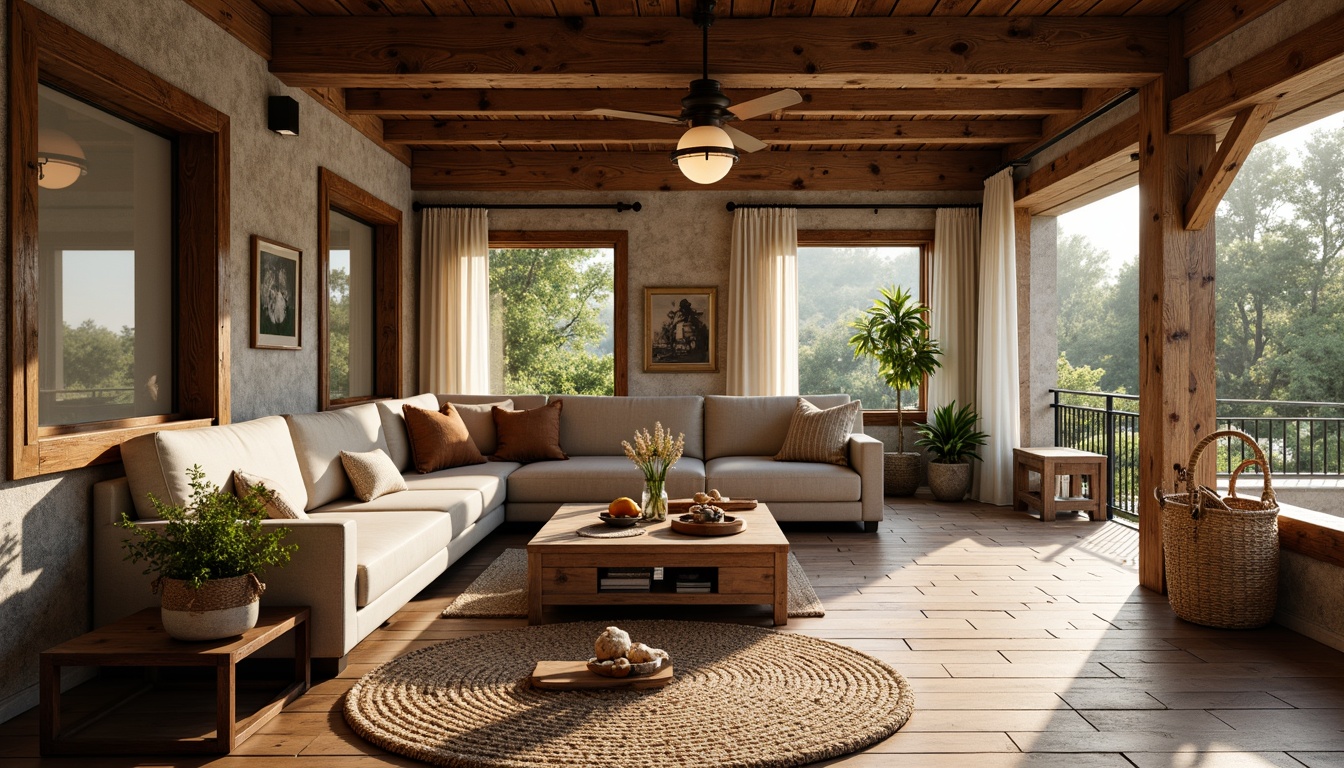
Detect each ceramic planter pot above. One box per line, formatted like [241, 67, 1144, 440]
[927, 461, 973, 502]
[883, 452, 923, 497]
[159, 573, 265, 641]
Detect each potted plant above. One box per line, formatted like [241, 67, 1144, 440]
[848, 285, 943, 496]
[916, 401, 990, 502]
[118, 466, 297, 641]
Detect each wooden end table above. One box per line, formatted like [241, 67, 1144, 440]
[1013, 447, 1109, 522]
[40, 606, 310, 755]
[527, 503, 790, 626]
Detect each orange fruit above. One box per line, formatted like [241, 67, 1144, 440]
[608, 497, 640, 517]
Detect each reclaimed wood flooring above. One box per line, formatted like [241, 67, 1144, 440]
[3, 497, 1344, 767]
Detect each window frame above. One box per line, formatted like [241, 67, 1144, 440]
[317, 168, 402, 410]
[796, 229, 934, 427]
[8, 1, 229, 479]
[486, 230, 629, 397]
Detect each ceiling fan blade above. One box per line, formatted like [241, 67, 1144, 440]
[585, 108, 683, 125]
[724, 125, 768, 153]
[729, 89, 803, 121]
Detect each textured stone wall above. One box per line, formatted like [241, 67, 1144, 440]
[0, 0, 412, 720]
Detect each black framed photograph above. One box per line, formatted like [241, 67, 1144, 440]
[644, 286, 717, 372]
[251, 235, 302, 350]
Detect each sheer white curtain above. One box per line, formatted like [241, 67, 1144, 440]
[420, 207, 491, 394]
[972, 169, 1022, 505]
[928, 208, 980, 414]
[727, 207, 798, 396]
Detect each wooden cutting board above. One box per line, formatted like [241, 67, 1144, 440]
[668, 498, 758, 514]
[529, 660, 674, 690]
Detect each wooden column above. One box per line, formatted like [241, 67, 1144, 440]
[1136, 74, 1218, 593]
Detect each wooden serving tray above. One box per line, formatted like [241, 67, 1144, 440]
[668, 498, 758, 514]
[669, 514, 746, 536]
[530, 660, 674, 690]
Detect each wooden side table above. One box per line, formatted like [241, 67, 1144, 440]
[40, 606, 309, 755]
[1013, 447, 1108, 522]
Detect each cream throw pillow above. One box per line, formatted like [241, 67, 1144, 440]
[233, 469, 308, 519]
[340, 449, 408, 502]
[774, 398, 862, 466]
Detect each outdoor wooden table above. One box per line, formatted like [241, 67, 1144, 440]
[1013, 447, 1109, 522]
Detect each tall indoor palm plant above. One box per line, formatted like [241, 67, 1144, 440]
[849, 285, 943, 496]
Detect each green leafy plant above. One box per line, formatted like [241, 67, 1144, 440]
[916, 401, 989, 464]
[847, 285, 943, 452]
[118, 466, 296, 589]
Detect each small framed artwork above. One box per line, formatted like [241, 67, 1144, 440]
[251, 235, 302, 350]
[644, 286, 717, 373]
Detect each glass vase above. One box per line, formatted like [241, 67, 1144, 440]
[641, 478, 669, 521]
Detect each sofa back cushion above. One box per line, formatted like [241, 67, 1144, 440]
[286, 403, 390, 510]
[121, 416, 307, 519]
[374, 393, 441, 471]
[704, 394, 852, 459]
[549, 395, 705, 459]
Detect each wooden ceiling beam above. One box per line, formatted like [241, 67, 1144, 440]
[412, 149, 1000, 191]
[270, 16, 1169, 89]
[347, 87, 1085, 116]
[385, 118, 1043, 146]
[1014, 115, 1138, 214]
[1171, 7, 1344, 135]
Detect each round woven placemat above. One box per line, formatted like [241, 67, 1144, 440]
[575, 523, 647, 538]
[344, 620, 913, 768]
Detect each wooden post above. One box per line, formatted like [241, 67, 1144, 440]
[1136, 67, 1218, 593]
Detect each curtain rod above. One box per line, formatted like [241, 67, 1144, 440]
[993, 87, 1140, 176]
[412, 202, 642, 213]
[724, 202, 980, 212]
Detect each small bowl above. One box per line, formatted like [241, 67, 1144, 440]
[599, 512, 640, 528]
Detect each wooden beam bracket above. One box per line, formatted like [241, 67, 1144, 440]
[1183, 102, 1275, 231]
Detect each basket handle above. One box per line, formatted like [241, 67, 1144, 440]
[1180, 429, 1276, 508]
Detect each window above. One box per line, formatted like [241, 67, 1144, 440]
[796, 230, 932, 425]
[318, 169, 402, 409]
[487, 232, 628, 396]
[10, 2, 229, 478]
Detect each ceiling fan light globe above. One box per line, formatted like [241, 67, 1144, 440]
[674, 125, 737, 185]
[36, 128, 88, 190]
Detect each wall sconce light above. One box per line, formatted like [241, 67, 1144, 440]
[268, 96, 300, 136]
[36, 128, 87, 190]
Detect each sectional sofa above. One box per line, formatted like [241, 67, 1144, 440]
[93, 393, 882, 672]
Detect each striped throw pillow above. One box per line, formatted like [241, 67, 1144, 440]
[774, 398, 862, 466]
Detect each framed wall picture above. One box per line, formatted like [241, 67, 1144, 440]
[251, 235, 302, 350]
[644, 286, 717, 373]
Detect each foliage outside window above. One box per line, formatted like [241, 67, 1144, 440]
[327, 211, 376, 401]
[488, 234, 627, 396]
[797, 234, 928, 419]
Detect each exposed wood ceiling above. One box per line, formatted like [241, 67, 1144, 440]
[183, 0, 1315, 193]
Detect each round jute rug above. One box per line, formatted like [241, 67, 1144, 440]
[344, 620, 914, 768]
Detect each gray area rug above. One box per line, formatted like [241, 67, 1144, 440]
[443, 548, 825, 618]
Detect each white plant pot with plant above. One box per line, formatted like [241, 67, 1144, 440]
[916, 401, 990, 503]
[118, 466, 297, 641]
[848, 285, 943, 497]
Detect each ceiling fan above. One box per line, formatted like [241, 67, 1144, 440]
[586, 0, 802, 184]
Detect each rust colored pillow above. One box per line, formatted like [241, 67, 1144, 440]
[402, 403, 487, 474]
[491, 401, 568, 463]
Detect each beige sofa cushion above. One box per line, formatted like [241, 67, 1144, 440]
[550, 395, 705, 459]
[286, 404, 389, 510]
[315, 489, 485, 557]
[402, 461, 519, 512]
[120, 416, 307, 519]
[704, 395, 852, 459]
[507, 456, 705, 503]
[705, 456, 861, 502]
[307, 510, 453, 607]
[374, 393, 440, 471]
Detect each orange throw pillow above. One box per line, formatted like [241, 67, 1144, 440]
[402, 403, 487, 474]
[491, 401, 568, 463]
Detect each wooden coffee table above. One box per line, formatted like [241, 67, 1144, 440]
[527, 502, 790, 626]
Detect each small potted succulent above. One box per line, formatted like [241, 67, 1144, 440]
[915, 401, 989, 502]
[848, 285, 943, 496]
[118, 466, 296, 641]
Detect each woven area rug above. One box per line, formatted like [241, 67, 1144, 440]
[442, 548, 824, 618]
[345, 620, 913, 768]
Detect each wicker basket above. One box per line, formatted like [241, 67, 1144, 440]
[1154, 429, 1279, 629]
[884, 452, 922, 497]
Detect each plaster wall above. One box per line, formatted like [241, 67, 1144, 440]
[0, 0, 413, 721]
[1278, 550, 1344, 653]
[1018, 216, 1058, 448]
